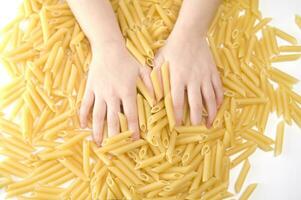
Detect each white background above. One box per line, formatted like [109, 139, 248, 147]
[0, 0, 300, 200]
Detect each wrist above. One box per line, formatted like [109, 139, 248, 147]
[171, 21, 208, 41]
[168, 25, 206, 48]
[91, 36, 126, 51]
[92, 38, 128, 56]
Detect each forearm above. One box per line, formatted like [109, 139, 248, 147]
[171, 0, 221, 37]
[67, 0, 124, 49]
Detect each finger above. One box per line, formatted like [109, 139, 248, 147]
[154, 52, 164, 69]
[171, 81, 185, 125]
[106, 98, 121, 138]
[212, 74, 224, 108]
[92, 99, 106, 146]
[139, 67, 155, 100]
[122, 94, 140, 140]
[80, 89, 94, 128]
[202, 82, 217, 128]
[187, 83, 203, 125]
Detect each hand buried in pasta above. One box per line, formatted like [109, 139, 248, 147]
[154, 32, 224, 128]
[79, 43, 154, 146]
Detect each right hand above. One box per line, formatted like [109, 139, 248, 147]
[80, 42, 153, 146]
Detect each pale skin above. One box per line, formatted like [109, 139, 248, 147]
[67, 0, 223, 146]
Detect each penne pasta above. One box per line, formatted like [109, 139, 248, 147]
[0, 0, 300, 199]
[235, 159, 251, 193]
[274, 121, 285, 156]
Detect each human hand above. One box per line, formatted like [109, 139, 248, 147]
[79, 42, 153, 146]
[154, 31, 223, 128]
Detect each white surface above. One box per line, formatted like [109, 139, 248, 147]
[0, 0, 301, 200]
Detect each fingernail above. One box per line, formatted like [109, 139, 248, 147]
[132, 132, 140, 141]
[97, 141, 102, 147]
[80, 121, 86, 129]
[93, 134, 99, 146]
[95, 139, 101, 147]
[206, 121, 212, 129]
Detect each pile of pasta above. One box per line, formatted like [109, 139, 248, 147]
[0, 0, 301, 199]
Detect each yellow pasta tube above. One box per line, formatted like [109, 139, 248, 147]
[223, 47, 241, 74]
[239, 183, 257, 200]
[164, 93, 176, 131]
[118, 112, 128, 132]
[137, 94, 146, 132]
[202, 144, 212, 182]
[126, 39, 145, 65]
[38, 150, 73, 160]
[279, 45, 301, 52]
[51, 47, 65, 75]
[231, 145, 257, 168]
[222, 77, 246, 97]
[110, 139, 147, 155]
[137, 77, 155, 106]
[163, 171, 197, 192]
[39, 6, 49, 43]
[108, 166, 134, 187]
[251, 18, 272, 34]
[160, 62, 171, 97]
[274, 121, 285, 156]
[66, 64, 78, 95]
[201, 182, 228, 200]
[56, 131, 90, 149]
[245, 35, 256, 63]
[274, 27, 298, 44]
[235, 159, 250, 193]
[215, 140, 224, 179]
[97, 139, 131, 154]
[83, 140, 90, 177]
[150, 68, 163, 101]
[135, 153, 165, 169]
[155, 4, 173, 30]
[137, 181, 166, 194]
[295, 15, 301, 29]
[119, 0, 134, 28]
[58, 157, 88, 181]
[106, 174, 123, 199]
[271, 54, 301, 62]
[102, 130, 133, 145]
[166, 130, 177, 163]
[241, 74, 265, 97]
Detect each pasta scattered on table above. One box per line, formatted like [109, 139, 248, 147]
[0, 0, 301, 199]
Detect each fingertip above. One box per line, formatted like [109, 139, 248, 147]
[191, 117, 201, 126]
[207, 111, 216, 129]
[80, 91, 94, 128]
[80, 113, 87, 128]
[206, 122, 211, 129]
[92, 131, 101, 147]
[132, 131, 140, 141]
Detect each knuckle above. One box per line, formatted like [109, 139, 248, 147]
[123, 87, 135, 97]
[104, 87, 116, 98]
